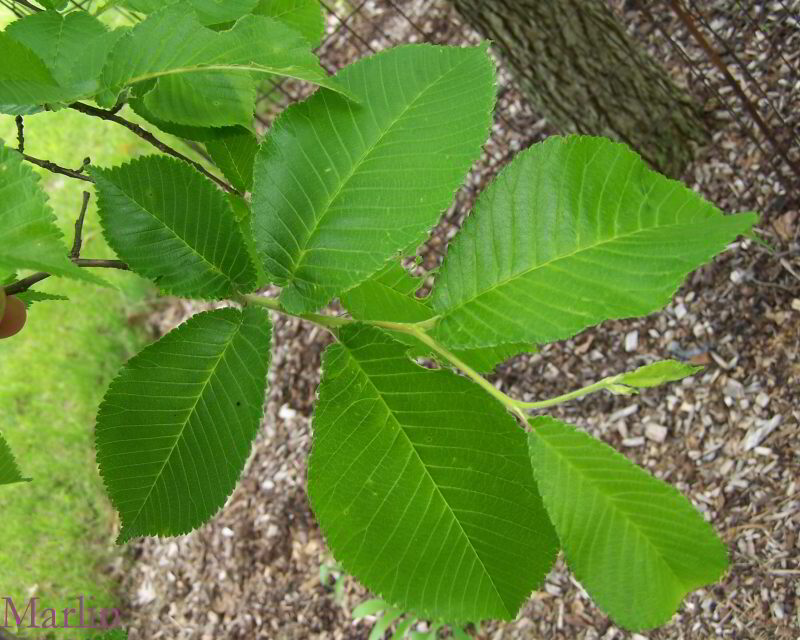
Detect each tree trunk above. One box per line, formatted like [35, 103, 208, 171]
[451, 0, 710, 177]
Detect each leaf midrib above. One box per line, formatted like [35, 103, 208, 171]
[534, 430, 690, 590]
[128, 63, 320, 85]
[343, 344, 513, 617]
[288, 52, 478, 286]
[121, 313, 244, 536]
[435, 216, 709, 317]
[103, 172, 236, 288]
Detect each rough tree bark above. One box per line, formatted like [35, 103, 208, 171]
[451, 0, 711, 177]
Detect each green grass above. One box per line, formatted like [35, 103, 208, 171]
[0, 8, 228, 630]
[0, 102, 157, 626]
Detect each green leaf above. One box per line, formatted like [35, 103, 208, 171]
[254, 0, 325, 46]
[430, 136, 758, 350]
[122, 0, 260, 26]
[618, 360, 703, 388]
[0, 33, 66, 108]
[16, 290, 69, 308]
[528, 416, 728, 630]
[227, 194, 270, 287]
[5, 10, 124, 103]
[392, 618, 417, 640]
[101, 5, 349, 108]
[391, 618, 416, 639]
[142, 72, 256, 129]
[96, 306, 272, 542]
[89, 155, 256, 298]
[38, 0, 69, 8]
[206, 129, 259, 192]
[0, 104, 45, 116]
[0, 431, 28, 486]
[128, 98, 247, 142]
[370, 608, 405, 640]
[308, 325, 557, 622]
[252, 44, 495, 313]
[352, 598, 387, 620]
[181, 0, 260, 26]
[340, 261, 433, 324]
[0, 140, 106, 287]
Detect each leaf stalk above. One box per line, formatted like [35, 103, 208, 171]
[513, 375, 632, 410]
[240, 293, 635, 422]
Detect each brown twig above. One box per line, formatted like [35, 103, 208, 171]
[3, 192, 129, 297]
[22, 153, 93, 182]
[15, 115, 23, 153]
[3, 260, 130, 296]
[70, 191, 91, 259]
[667, 0, 800, 181]
[12, 0, 41, 12]
[69, 101, 239, 195]
[74, 259, 129, 270]
[4, 272, 50, 296]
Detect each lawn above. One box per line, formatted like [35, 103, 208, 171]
[0, 103, 158, 624]
[0, 7, 224, 631]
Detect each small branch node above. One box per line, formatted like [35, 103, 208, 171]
[21, 153, 94, 183]
[70, 191, 91, 259]
[15, 115, 24, 153]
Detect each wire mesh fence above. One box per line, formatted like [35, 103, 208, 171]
[626, 0, 800, 216]
[255, 0, 799, 224]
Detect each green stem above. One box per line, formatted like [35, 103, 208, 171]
[240, 293, 624, 421]
[240, 294, 351, 331]
[513, 375, 627, 409]
[243, 294, 494, 397]
[401, 325, 521, 413]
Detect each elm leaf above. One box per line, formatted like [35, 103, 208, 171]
[16, 290, 69, 308]
[0, 432, 28, 486]
[142, 72, 257, 129]
[618, 360, 703, 388]
[252, 44, 495, 313]
[431, 136, 758, 349]
[254, 0, 325, 46]
[121, 0, 259, 26]
[206, 129, 259, 193]
[127, 98, 246, 142]
[89, 155, 256, 299]
[0, 33, 67, 111]
[96, 307, 272, 541]
[340, 260, 433, 324]
[528, 416, 728, 630]
[5, 10, 123, 103]
[308, 325, 558, 622]
[101, 5, 350, 108]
